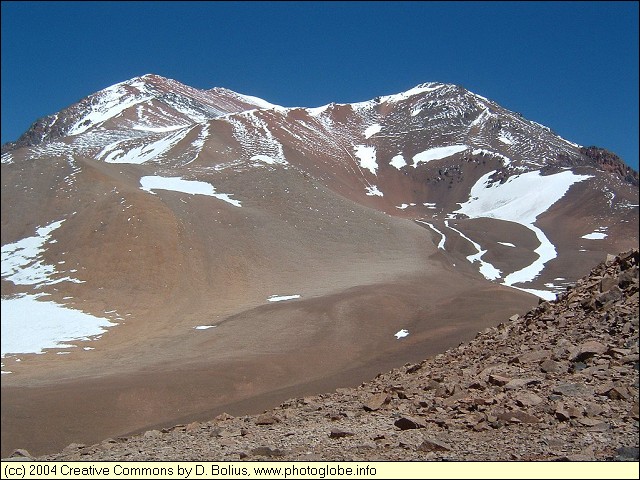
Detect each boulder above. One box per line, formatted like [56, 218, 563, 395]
[363, 393, 391, 411]
[329, 428, 355, 439]
[503, 377, 541, 390]
[255, 413, 281, 425]
[497, 409, 540, 423]
[418, 437, 451, 452]
[394, 416, 426, 430]
[571, 340, 607, 361]
[514, 392, 544, 407]
[488, 374, 510, 386]
[540, 359, 563, 373]
[250, 447, 285, 458]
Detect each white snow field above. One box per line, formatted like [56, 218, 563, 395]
[1, 218, 120, 363]
[1, 294, 116, 360]
[455, 169, 592, 299]
[140, 175, 242, 207]
[2, 219, 67, 286]
[412, 145, 468, 166]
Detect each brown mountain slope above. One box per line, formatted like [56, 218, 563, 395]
[11, 249, 636, 462]
[2, 76, 638, 458]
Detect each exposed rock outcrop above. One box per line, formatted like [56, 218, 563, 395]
[580, 146, 639, 186]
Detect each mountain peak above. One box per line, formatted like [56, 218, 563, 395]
[2, 74, 637, 459]
[125, 73, 169, 83]
[1, 75, 285, 151]
[135, 73, 168, 81]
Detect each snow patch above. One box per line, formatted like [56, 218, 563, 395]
[413, 145, 468, 166]
[227, 112, 287, 166]
[364, 124, 382, 139]
[510, 287, 557, 301]
[250, 154, 288, 166]
[455, 170, 591, 226]
[502, 225, 557, 288]
[184, 123, 210, 165]
[267, 294, 301, 302]
[498, 130, 516, 145]
[101, 127, 190, 164]
[234, 92, 283, 111]
[1, 294, 116, 357]
[581, 232, 607, 240]
[131, 124, 188, 133]
[455, 169, 591, 297]
[140, 176, 241, 207]
[389, 154, 407, 170]
[354, 145, 378, 175]
[1, 152, 13, 165]
[365, 185, 384, 197]
[194, 325, 217, 330]
[2, 220, 65, 286]
[445, 221, 501, 280]
[1, 219, 84, 288]
[394, 329, 409, 339]
[307, 104, 330, 117]
[68, 83, 152, 135]
[382, 83, 443, 103]
[416, 220, 446, 250]
[396, 203, 416, 210]
[498, 242, 516, 247]
[471, 148, 512, 166]
[581, 227, 608, 240]
[470, 108, 491, 128]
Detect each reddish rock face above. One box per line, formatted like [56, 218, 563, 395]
[579, 146, 639, 186]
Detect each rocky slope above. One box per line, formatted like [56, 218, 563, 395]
[12, 249, 635, 462]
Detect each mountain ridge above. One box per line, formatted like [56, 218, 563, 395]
[3, 74, 636, 186]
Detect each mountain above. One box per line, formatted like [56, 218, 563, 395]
[1, 74, 279, 152]
[20, 249, 638, 462]
[1, 74, 638, 457]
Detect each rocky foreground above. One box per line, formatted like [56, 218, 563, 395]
[9, 250, 640, 462]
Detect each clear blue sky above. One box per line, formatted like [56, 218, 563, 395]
[2, 1, 638, 170]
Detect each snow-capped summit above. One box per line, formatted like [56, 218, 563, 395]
[2, 74, 282, 151]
